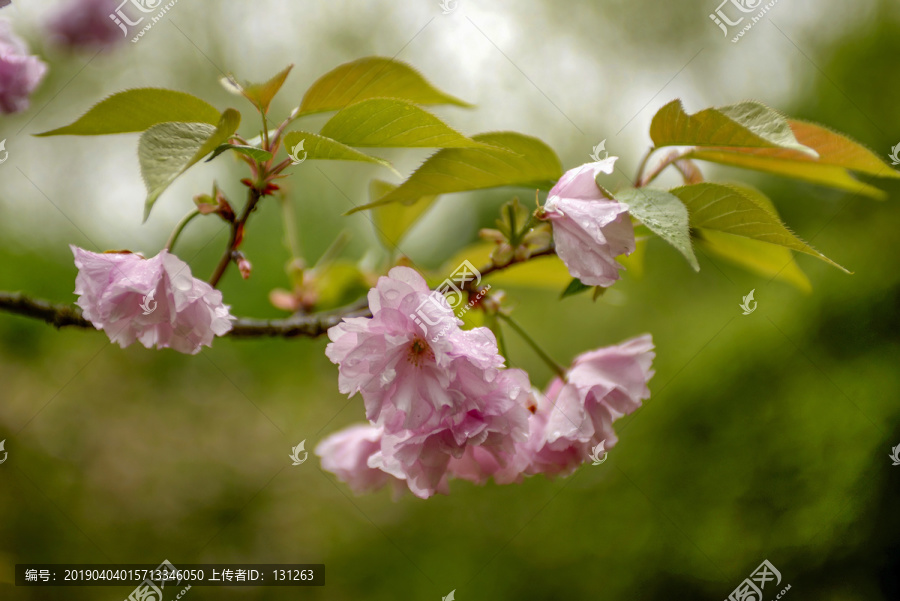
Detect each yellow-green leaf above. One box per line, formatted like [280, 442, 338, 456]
[319, 98, 481, 148]
[650, 99, 817, 156]
[370, 180, 437, 250]
[692, 184, 810, 291]
[221, 65, 293, 114]
[696, 229, 812, 292]
[689, 120, 900, 198]
[282, 131, 398, 175]
[139, 109, 241, 221]
[347, 132, 562, 213]
[313, 260, 371, 311]
[36, 89, 221, 136]
[670, 182, 849, 273]
[298, 56, 471, 115]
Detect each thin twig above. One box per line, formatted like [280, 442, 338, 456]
[461, 246, 557, 293]
[209, 187, 261, 287]
[637, 149, 686, 188]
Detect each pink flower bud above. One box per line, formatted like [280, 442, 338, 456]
[541, 158, 635, 287]
[237, 255, 252, 280]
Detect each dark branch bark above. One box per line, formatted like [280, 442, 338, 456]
[0, 248, 558, 340]
[0, 292, 93, 329]
[0, 292, 370, 339]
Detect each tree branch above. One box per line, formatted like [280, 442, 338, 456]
[462, 246, 557, 292]
[0, 292, 370, 339]
[0, 292, 93, 329]
[0, 248, 558, 339]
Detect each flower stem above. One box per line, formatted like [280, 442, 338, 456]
[315, 231, 350, 268]
[638, 149, 686, 188]
[164, 209, 201, 252]
[498, 313, 567, 379]
[634, 146, 655, 187]
[280, 196, 303, 261]
[261, 112, 270, 151]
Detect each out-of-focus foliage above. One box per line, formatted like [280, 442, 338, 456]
[1, 1, 899, 600]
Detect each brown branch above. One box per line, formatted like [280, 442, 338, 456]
[0, 292, 370, 339]
[462, 246, 557, 292]
[209, 187, 262, 288]
[0, 249, 558, 339]
[0, 292, 93, 329]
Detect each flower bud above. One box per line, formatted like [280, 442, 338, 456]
[233, 251, 252, 280]
[491, 243, 514, 267]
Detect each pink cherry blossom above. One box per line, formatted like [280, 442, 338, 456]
[315, 424, 397, 495]
[46, 0, 124, 51]
[0, 20, 48, 114]
[371, 367, 532, 498]
[454, 335, 655, 484]
[541, 158, 635, 287]
[326, 266, 503, 433]
[325, 266, 533, 498]
[522, 334, 655, 478]
[71, 246, 234, 354]
[318, 368, 532, 499]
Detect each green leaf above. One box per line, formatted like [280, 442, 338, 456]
[560, 278, 592, 299]
[696, 229, 812, 292]
[36, 89, 221, 136]
[139, 109, 241, 220]
[650, 99, 817, 156]
[319, 98, 482, 148]
[313, 260, 371, 311]
[282, 131, 398, 175]
[690, 184, 811, 291]
[369, 180, 437, 250]
[618, 235, 648, 279]
[347, 132, 563, 213]
[298, 56, 471, 115]
[689, 120, 900, 198]
[221, 65, 293, 114]
[670, 182, 849, 273]
[614, 188, 700, 271]
[207, 144, 272, 163]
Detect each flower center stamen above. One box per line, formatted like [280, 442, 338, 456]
[407, 337, 434, 368]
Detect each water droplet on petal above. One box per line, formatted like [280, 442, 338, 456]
[173, 275, 193, 291]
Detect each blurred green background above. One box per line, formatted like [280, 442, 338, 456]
[1, 0, 899, 599]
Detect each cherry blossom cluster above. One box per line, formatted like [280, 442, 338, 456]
[315, 266, 653, 498]
[315, 160, 655, 498]
[64, 153, 655, 497]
